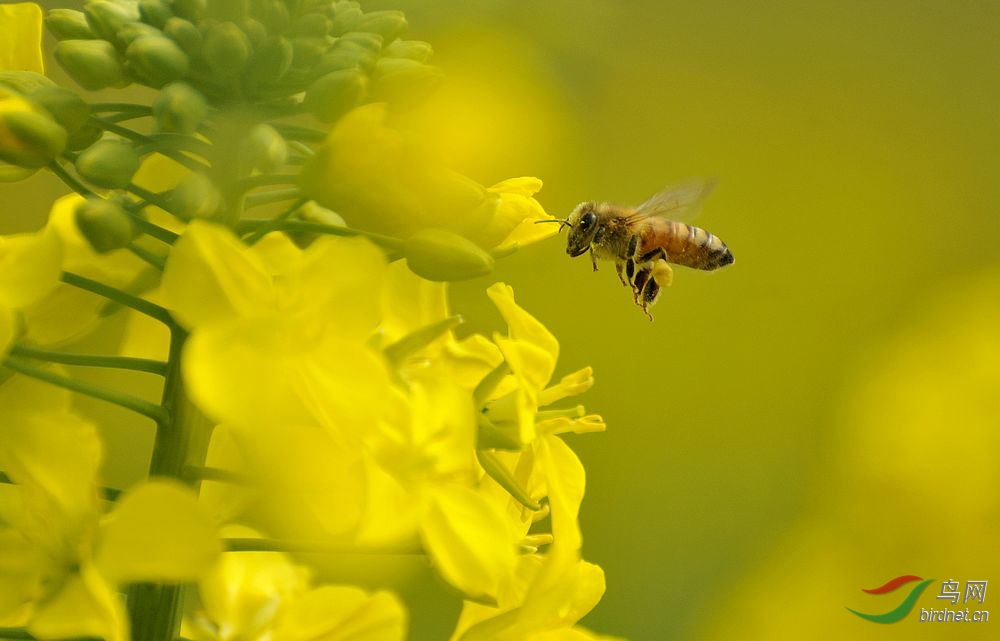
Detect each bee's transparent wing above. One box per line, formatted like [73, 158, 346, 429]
[632, 178, 717, 221]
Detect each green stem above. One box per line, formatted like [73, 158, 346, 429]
[90, 116, 209, 172]
[237, 173, 299, 192]
[123, 209, 180, 244]
[126, 241, 167, 270]
[223, 538, 425, 555]
[2, 357, 168, 425]
[245, 187, 302, 208]
[125, 184, 178, 218]
[0, 471, 123, 501]
[268, 122, 326, 141]
[47, 160, 95, 198]
[90, 103, 153, 115]
[8, 344, 168, 375]
[237, 219, 404, 250]
[61, 271, 173, 325]
[244, 197, 308, 245]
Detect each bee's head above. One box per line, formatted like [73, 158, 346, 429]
[565, 202, 600, 257]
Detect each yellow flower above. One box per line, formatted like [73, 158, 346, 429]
[0, 373, 221, 641]
[0, 3, 43, 74]
[185, 529, 407, 641]
[0, 225, 63, 356]
[161, 222, 391, 436]
[301, 104, 556, 250]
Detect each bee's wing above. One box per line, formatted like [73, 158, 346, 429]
[632, 178, 717, 221]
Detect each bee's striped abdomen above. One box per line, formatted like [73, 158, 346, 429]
[653, 220, 734, 271]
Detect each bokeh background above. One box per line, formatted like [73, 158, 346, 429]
[4, 1, 1000, 639]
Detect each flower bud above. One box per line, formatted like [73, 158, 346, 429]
[313, 42, 372, 75]
[203, 22, 251, 78]
[305, 68, 366, 122]
[66, 122, 103, 151]
[55, 40, 126, 90]
[168, 172, 222, 220]
[288, 13, 330, 38]
[384, 39, 432, 62]
[0, 71, 55, 96]
[163, 17, 202, 56]
[45, 9, 95, 40]
[152, 82, 207, 134]
[139, 0, 172, 28]
[353, 10, 406, 43]
[260, 1, 290, 33]
[290, 36, 328, 68]
[240, 124, 287, 174]
[209, 0, 249, 22]
[117, 22, 161, 46]
[126, 35, 190, 87]
[75, 198, 135, 253]
[29, 86, 89, 135]
[403, 229, 495, 282]
[75, 139, 141, 189]
[329, 5, 361, 36]
[0, 106, 68, 169]
[171, 0, 206, 22]
[84, 0, 140, 44]
[338, 31, 383, 55]
[245, 36, 293, 87]
[370, 58, 443, 105]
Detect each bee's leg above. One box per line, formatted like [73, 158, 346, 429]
[641, 276, 660, 322]
[638, 247, 669, 264]
[632, 265, 652, 304]
[625, 257, 636, 293]
[627, 233, 640, 258]
[615, 260, 628, 286]
[590, 247, 599, 272]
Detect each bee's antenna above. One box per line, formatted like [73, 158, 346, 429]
[534, 218, 573, 231]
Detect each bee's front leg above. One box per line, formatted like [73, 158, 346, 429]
[590, 247, 598, 272]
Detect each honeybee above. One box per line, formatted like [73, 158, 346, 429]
[542, 179, 733, 319]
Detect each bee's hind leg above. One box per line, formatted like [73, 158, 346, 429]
[615, 260, 628, 286]
[640, 276, 660, 322]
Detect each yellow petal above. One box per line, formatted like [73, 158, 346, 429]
[488, 177, 543, 198]
[526, 627, 625, 641]
[161, 221, 275, 329]
[0, 226, 63, 309]
[538, 368, 594, 407]
[95, 479, 221, 584]
[28, 562, 127, 641]
[487, 282, 559, 375]
[380, 259, 450, 346]
[0, 305, 14, 356]
[0, 528, 45, 625]
[273, 585, 407, 641]
[0, 3, 44, 74]
[421, 485, 517, 603]
[535, 436, 584, 551]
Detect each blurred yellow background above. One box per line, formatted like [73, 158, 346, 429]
[375, 1, 1000, 639]
[5, 1, 999, 639]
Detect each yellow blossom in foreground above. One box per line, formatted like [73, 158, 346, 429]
[0, 374, 221, 641]
[0, 225, 62, 355]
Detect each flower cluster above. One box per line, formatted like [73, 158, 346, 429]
[0, 1, 619, 640]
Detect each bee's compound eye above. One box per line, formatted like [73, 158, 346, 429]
[581, 211, 596, 230]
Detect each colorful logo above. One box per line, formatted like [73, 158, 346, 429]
[847, 575, 934, 623]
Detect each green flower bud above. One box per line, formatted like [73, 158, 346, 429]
[46, 9, 96, 40]
[168, 172, 222, 220]
[288, 13, 330, 38]
[75, 139, 141, 189]
[337, 31, 383, 55]
[259, 0, 290, 33]
[313, 43, 372, 75]
[0, 71, 55, 96]
[209, 0, 249, 22]
[203, 22, 252, 78]
[171, 0, 206, 22]
[29, 87, 90, 134]
[328, 5, 361, 36]
[245, 36, 293, 87]
[126, 35, 189, 87]
[305, 68, 366, 122]
[290, 36, 328, 68]
[55, 40, 126, 90]
[75, 198, 135, 253]
[241, 123, 287, 174]
[163, 17, 203, 56]
[353, 10, 406, 43]
[370, 58, 443, 105]
[152, 82, 207, 134]
[237, 17, 266, 45]
[384, 39, 432, 62]
[139, 0, 172, 28]
[66, 122, 103, 151]
[403, 229, 495, 282]
[84, 0, 140, 44]
[117, 22, 161, 46]
[0, 110, 68, 169]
